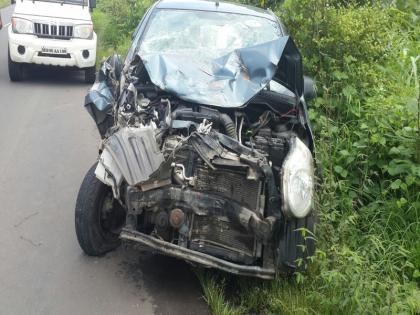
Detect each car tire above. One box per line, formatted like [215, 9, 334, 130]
[8, 49, 24, 82]
[84, 66, 96, 84]
[75, 163, 125, 256]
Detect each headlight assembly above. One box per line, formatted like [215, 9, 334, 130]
[74, 24, 93, 39]
[282, 136, 314, 218]
[12, 17, 33, 34]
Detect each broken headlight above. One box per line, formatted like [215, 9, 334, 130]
[73, 24, 93, 39]
[281, 137, 314, 218]
[12, 17, 33, 34]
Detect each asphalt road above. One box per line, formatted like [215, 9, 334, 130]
[0, 5, 209, 315]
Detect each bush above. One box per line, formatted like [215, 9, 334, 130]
[201, 1, 419, 314]
[205, 1, 420, 314]
[92, 0, 153, 60]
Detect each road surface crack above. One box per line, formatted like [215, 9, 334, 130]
[14, 211, 39, 228]
[20, 235, 42, 247]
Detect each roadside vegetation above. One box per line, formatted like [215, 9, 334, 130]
[93, 0, 419, 313]
[0, 0, 10, 9]
[92, 0, 153, 62]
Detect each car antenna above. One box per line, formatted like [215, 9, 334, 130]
[215, 0, 219, 7]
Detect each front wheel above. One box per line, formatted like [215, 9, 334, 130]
[75, 163, 126, 256]
[8, 48, 24, 82]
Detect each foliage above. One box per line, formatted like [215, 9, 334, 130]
[92, 0, 152, 61]
[0, 0, 9, 9]
[93, 0, 420, 313]
[200, 1, 420, 314]
[196, 270, 245, 315]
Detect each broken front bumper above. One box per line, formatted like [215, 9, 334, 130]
[122, 185, 279, 279]
[120, 228, 276, 279]
[125, 186, 276, 242]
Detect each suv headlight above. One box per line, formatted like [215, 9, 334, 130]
[12, 17, 33, 34]
[74, 24, 93, 39]
[282, 137, 314, 218]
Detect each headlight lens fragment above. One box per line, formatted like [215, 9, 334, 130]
[282, 137, 314, 218]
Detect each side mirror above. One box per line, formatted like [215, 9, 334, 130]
[303, 76, 316, 102]
[89, 0, 96, 9]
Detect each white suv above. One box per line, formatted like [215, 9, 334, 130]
[8, 0, 97, 83]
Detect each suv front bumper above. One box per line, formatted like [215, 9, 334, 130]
[8, 27, 96, 68]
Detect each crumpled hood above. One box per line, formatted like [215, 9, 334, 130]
[14, 0, 91, 22]
[137, 36, 303, 108]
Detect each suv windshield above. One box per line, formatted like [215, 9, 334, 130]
[138, 9, 281, 60]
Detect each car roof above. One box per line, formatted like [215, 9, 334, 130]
[155, 0, 278, 22]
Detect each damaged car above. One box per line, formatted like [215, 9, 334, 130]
[75, 0, 317, 279]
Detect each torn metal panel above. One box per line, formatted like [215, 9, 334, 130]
[95, 149, 124, 199]
[84, 55, 123, 138]
[103, 127, 164, 186]
[84, 81, 114, 132]
[139, 37, 292, 108]
[273, 38, 304, 97]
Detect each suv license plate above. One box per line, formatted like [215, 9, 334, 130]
[41, 47, 68, 55]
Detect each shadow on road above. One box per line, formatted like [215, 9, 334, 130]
[80, 245, 210, 315]
[22, 65, 90, 86]
[132, 250, 210, 315]
[140, 253, 207, 307]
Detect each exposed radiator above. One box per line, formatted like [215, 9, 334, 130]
[194, 165, 262, 211]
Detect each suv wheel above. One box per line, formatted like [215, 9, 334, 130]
[84, 66, 96, 84]
[8, 49, 24, 82]
[75, 163, 126, 256]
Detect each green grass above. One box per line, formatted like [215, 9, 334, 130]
[0, 0, 10, 9]
[196, 271, 245, 315]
